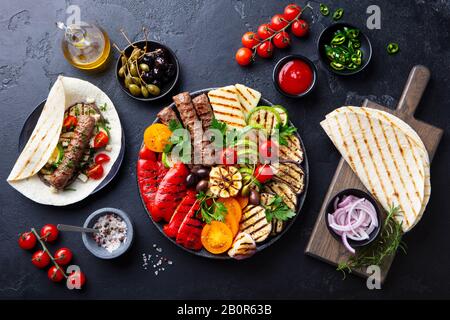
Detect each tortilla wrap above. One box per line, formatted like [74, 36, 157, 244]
[7, 76, 122, 206]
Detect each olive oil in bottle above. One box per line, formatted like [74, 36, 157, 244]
[57, 22, 110, 70]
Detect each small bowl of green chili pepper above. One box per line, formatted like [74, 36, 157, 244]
[317, 23, 372, 76]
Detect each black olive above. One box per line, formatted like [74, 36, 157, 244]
[155, 56, 167, 70]
[142, 71, 154, 83]
[152, 67, 163, 79]
[140, 55, 154, 68]
[196, 179, 209, 193]
[196, 167, 210, 179]
[186, 173, 198, 188]
[151, 79, 161, 88]
[249, 189, 260, 205]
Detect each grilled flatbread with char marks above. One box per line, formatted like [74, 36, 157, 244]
[279, 135, 303, 163]
[208, 86, 246, 130]
[240, 205, 272, 243]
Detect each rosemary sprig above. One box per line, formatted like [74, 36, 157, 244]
[337, 205, 407, 276]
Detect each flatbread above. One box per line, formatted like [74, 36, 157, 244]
[7, 76, 122, 206]
[321, 109, 428, 232]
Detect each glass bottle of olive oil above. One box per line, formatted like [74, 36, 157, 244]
[57, 22, 110, 70]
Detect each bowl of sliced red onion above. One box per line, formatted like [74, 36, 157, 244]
[325, 189, 381, 254]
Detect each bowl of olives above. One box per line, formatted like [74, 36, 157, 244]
[116, 40, 179, 101]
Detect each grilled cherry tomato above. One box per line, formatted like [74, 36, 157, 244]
[67, 271, 86, 288]
[18, 231, 36, 250]
[283, 3, 302, 21]
[94, 153, 110, 165]
[242, 31, 260, 49]
[273, 31, 291, 49]
[47, 266, 65, 282]
[221, 147, 237, 165]
[256, 41, 274, 58]
[54, 248, 73, 266]
[87, 164, 104, 180]
[40, 224, 59, 242]
[291, 19, 309, 37]
[270, 14, 288, 31]
[235, 47, 253, 66]
[257, 24, 274, 40]
[93, 131, 109, 149]
[32, 250, 50, 269]
[254, 164, 274, 184]
[139, 145, 157, 161]
[63, 116, 77, 131]
[259, 140, 279, 160]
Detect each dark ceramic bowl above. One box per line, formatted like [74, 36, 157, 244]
[82, 208, 134, 259]
[317, 23, 372, 76]
[115, 40, 179, 102]
[324, 188, 381, 248]
[272, 54, 318, 98]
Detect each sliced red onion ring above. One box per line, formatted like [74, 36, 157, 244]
[328, 195, 378, 254]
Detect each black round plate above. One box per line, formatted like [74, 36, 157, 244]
[137, 88, 309, 259]
[18, 100, 125, 195]
[317, 22, 372, 76]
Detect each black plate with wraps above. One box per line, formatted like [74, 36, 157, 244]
[137, 88, 309, 259]
[18, 100, 125, 195]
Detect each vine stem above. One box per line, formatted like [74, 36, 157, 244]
[31, 228, 68, 279]
[251, 2, 313, 57]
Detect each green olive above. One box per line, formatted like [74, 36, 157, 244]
[131, 76, 141, 85]
[241, 184, 250, 197]
[128, 84, 141, 96]
[139, 63, 150, 72]
[130, 48, 141, 60]
[141, 85, 149, 98]
[124, 75, 132, 88]
[121, 55, 127, 66]
[129, 63, 138, 77]
[118, 66, 126, 78]
[146, 84, 160, 96]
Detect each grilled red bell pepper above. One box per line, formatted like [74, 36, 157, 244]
[151, 162, 189, 222]
[176, 202, 204, 250]
[137, 159, 168, 211]
[163, 190, 198, 238]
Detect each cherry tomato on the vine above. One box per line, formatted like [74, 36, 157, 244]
[257, 24, 274, 40]
[259, 140, 279, 161]
[291, 19, 309, 37]
[256, 41, 274, 58]
[270, 14, 288, 31]
[283, 3, 302, 21]
[241, 31, 260, 49]
[139, 145, 157, 161]
[47, 266, 65, 282]
[254, 164, 275, 184]
[32, 250, 50, 269]
[273, 31, 291, 49]
[235, 47, 253, 66]
[40, 224, 59, 242]
[18, 231, 36, 250]
[221, 147, 237, 165]
[54, 247, 73, 266]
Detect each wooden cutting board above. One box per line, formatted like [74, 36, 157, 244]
[305, 65, 443, 283]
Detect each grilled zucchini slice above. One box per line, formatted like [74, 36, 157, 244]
[247, 106, 281, 135]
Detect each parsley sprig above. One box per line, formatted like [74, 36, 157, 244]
[277, 124, 297, 146]
[263, 195, 296, 222]
[163, 120, 191, 163]
[196, 191, 228, 224]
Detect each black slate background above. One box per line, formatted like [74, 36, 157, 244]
[0, 0, 449, 299]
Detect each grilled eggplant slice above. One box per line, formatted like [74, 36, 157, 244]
[270, 162, 305, 194]
[263, 181, 297, 211]
[240, 205, 272, 243]
[228, 232, 257, 260]
[279, 134, 303, 163]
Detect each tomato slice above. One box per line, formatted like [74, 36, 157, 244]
[63, 116, 77, 131]
[201, 221, 233, 254]
[87, 164, 104, 180]
[95, 153, 110, 164]
[93, 131, 109, 149]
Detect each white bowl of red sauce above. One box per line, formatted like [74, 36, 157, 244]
[273, 54, 317, 98]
